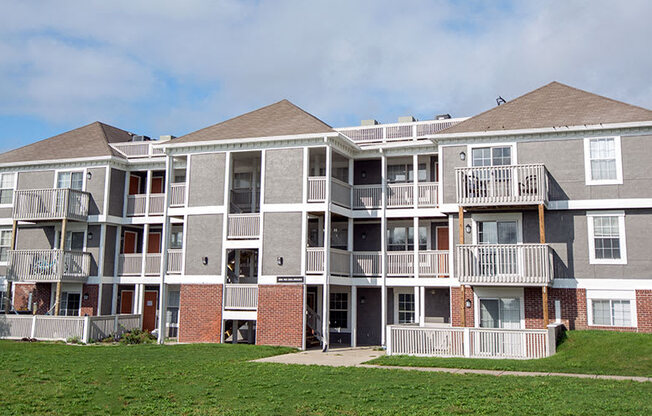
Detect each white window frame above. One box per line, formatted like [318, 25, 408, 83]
[470, 212, 523, 245]
[586, 290, 637, 328]
[393, 288, 416, 324]
[466, 143, 517, 168]
[583, 136, 623, 185]
[587, 211, 627, 265]
[54, 168, 87, 191]
[0, 172, 17, 207]
[329, 288, 350, 332]
[473, 287, 525, 329]
[0, 228, 12, 265]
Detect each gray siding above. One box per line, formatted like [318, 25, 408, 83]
[354, 160, 381, 185]
[264, 149, 303, 204]
[353, 222, 381, 251]
[356, 287, 381, 346]
[0, 265, 6, 277]
[442, 145, 466, 204]
[100, 284, 113, 314]
[108, 169, 125, 217]
[17, 170, 54, 190]
[16, 227, 55, 249]
[0, 207, 11, 219]
[262, 212, 302, 276]
[188, 153, 225, 207]
[86, 167, 106, 216]
[87, 225, 101, 276]
[185, 214, 222, 275]
[103, 226, 117, 277]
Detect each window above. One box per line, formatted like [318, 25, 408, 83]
[329, 292, 348, 329]
[398, 293, 415, 324]
[584, 137, 622, 185]
[387, 226, 427, 251]
[57, 231, 85, 251]
[170, 225, 183, 249]
[591, 299, 632, 327]
[0, 291, 5, 312]
[479, 298, 521, 329]
[57, 171, 84, 191]
[0, 229, 11, 263]
[387, 163, 426, 183]
[0, 173, 15, 205]
[477, 221, 518, 244]
[587, 211, 627, 264]
[60, 292, 81, 316]
[471, 146, 512, 167]
[167, 291, 180, 338]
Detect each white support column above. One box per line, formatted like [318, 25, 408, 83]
[219, 151, 231, 344]
[380, 152, 388, 347]
[145, 170, 153, 216]
[413, 216, 419, 280]
[322, 143, 332, 351]
[419, 286, 425, 327]
[413, 154, 418, 209]
[112, 224, 122, 315]
[300, 147, 309, 276]
[96, 282, 103, 316]
[351, 285, 357, 347]
[111, 283, 118, 315]
[157, 155, 173, 344]
[257, 150, 265, 279]
[347, 217, 353, 277]
[414, 286, 421, 325]
[122, 173, 130, 217]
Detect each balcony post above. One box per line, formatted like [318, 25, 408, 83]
[539, 203, 549, 326]
[351, 285, 357, 347]
[380, 152, 388, 346]
[145, 170, 152, 216]
[54, 218, 68, 316]
[413, 154, 418, 209]
[4, 220, 17, 314]
[322, 143, 332, 351]
[458, 206, 466, 327]
[141, 223, 150, 278]
[157, 155, 173, 344]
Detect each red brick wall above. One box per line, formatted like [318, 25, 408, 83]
[525, 287, 587, 330]
[636, 290, 652, 333]
[12, 283, 51, 314]
[179, 284, 222, 343]
[257, 284, 304, 348]
[80, 284, 98, 316]
[451, 286, 474, 327]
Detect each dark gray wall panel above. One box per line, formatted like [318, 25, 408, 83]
[354, 160, 381, 185]
[16, 227, 54, 249]
[103, 225, 117, 277]
[108, 169, 125, 217]
[86, 167, 106, 215]
[185, 214, 222, 275]
[18, 170, 54, 190]
[442, 145, 466, 204]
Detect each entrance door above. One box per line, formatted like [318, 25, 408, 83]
[151, 177, 163, 194]
[436, 227, 449, 250]
[123, 231, 137, 254]
[120, 290, 134, 314]
[129, 175, 141, 195]
[142, 291, 158, 332]
[147, 232, 161, 253]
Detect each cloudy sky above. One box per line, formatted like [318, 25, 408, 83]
[1, 0, 651, 152]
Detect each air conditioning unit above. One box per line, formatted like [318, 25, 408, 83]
[132, 135, 151, 142]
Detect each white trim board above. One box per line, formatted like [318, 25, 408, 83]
[552, 278, 652, 290]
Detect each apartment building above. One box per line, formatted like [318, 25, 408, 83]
[1, 82, 651, 356]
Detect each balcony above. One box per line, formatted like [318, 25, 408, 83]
[227, 213, 260, 239]
[117, 249, 183, 276]
[336, 118, 462, 146]
[110, 142, 165, 158]
[7, 249, 91, 282]
[224, 284, 258, 310]
[307, 177, 439, 209]
[455, 164, 548, 207]
[13, 189, 90, 221]
[456, 244, 553, 286]
[306, 248, 450, 278]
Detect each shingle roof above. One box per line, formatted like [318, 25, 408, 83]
[172, 99, 335, 144]
[0, 122, 132, 164]
[439, 82, 652, 135]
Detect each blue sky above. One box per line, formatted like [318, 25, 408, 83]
[1, 0, 651, 152]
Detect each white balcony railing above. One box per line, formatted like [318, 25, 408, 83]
[167, 249, 183, 274]
[337, 118, 463, 145]
[118, 250, 184, 276]
[170, 183, 186, 207]
[387, 325, 554, 359]
[227, 213, 260, 239]
[331, 178, 352, 208]
[13, 188, 90, 221]
[308, 180, 439, 209]
[126, 194, 166, 216]
[7, 250, 91, 282]
[308, 176, 327, 202]
[419, 250, 450, 277]
[456, 244, 553, 286]
[455, 164, 548, 206]
[352, 251, 382, 276]
[110, 142, 165, 158]
[118, 253, 143, 275]
[353, 185, 383, 209]
[224, 284, 258, 310]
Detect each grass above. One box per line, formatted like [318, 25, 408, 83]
[369, 330, 652, 377]
[0, 340, 651, 415]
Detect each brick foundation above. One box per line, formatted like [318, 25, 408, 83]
[80, 284, 99, 316]
[450, 286, 474, 327]
[256, 284, 304, 348]
[179, 284, 222, 343]
[636, 290, 652, 333]
[12, 283, 51, 314]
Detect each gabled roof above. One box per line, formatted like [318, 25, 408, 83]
[172, 99, 335, 144]
[439, 82, 652, 135]
[0, 121, 132, 165]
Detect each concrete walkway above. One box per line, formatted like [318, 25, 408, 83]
[253, 347, 652, 382]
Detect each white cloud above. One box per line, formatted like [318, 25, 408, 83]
[0, 0, 651, 138]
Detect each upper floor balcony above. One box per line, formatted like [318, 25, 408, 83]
[110, 141, 165, 158]
[13, 188, 90, 221]
[336, 117, 463, 146]
[117, 249, 183, 276]
[456, 244, 553, 286]
[7, 249, 91, 283]
[455, 164, 548, 207]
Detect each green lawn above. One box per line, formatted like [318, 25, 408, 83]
[369, 330, 652, 377]
[1, 340, 651, 415]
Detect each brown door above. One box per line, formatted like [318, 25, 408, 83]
[123, 231, 137, 254]
[147, 232, 161, 253]
[129, 175, 141, 195]
[142, 291, 158, 332]
[436, 227, 449, 250]
[120, 290, 134, 314]
[151, 177, 163, 194]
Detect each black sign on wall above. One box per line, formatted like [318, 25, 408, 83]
[276, 276, 305, 283]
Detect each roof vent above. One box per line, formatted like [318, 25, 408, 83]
[361, 119, 379, 126]
[496, 96, 507, 106]
[132, 135, 151, 142]
[158, 135, 176, 142]
[435, 114, 451, 120]
[398, 116, 416, 123]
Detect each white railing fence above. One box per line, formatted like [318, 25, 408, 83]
[111, 142, 165, 158]
[227, 213, 260, 239]
[387, 183, 413, 208]
[306, 248, 325, 274]
[353, 185, 382, 209]
[330, 248, 351, 276]
[387, 251, 414, 276]
[455, 164, 548, 206]
[0, 314, 142, 343]
[331, 178, 352, 208]
[118, 254, 142, 276]
[148, 194, 165, 215]
[8, 250, 91, 282]
[337, 119, 460, 145]
[387, 325, 557, 359]
[456, 244, 552, 285]
[119, 250, 183, 275]
[167, 249, 183, 274]
[13, 188, 90, 221]
[224, 284, 258, 310]
[352, 251, 382, 276]
[126, 194, 147, 216]
[418, 250, 450, 277]
[307, 177, 327, 202]
[145, 253, 162, 275]
[170, 183, 186, 207]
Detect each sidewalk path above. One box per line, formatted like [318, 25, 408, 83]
[253, 347, 652, 382]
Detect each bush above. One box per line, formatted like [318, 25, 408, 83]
[67, 336, 82, 344]
[120, 329, 156, 345]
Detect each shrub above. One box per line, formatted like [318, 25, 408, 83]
[120, 329, 156, 345]
[67, 336, 82, 344]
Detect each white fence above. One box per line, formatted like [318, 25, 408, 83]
[227, 213, 260, 239]
[111, 142, 165, 158]
[353, 185, 383, 209]
[0, 314, 142, 343]
[118, 250, 183, 276]
[8, 250, 91, 282]
[308, 180, 439, 209]
[337, 118, 461, 145]
[13, 188, 90, 221]
[308, 177, 327, 202]
[456, 244, 553, 286]
[387, 325, 557, 359]
[170, 183, 186, 207]
[455, 164, 548, 206]
[224, 284, 258, 310]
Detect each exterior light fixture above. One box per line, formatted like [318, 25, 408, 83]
[361, 232, 367, 240]
[361, 171, 367, 179]
[87, 171, 92, 180]
[202, 256, 208, 265]
[83, 293, 89, 301]
[277, 257, 283, 266]
[465, 224, 471, 234]
[360, 296, 366, 304]
[87, 232, 93, 241]
[459, 152, 466, 161]
[465, 299, 472, 308]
